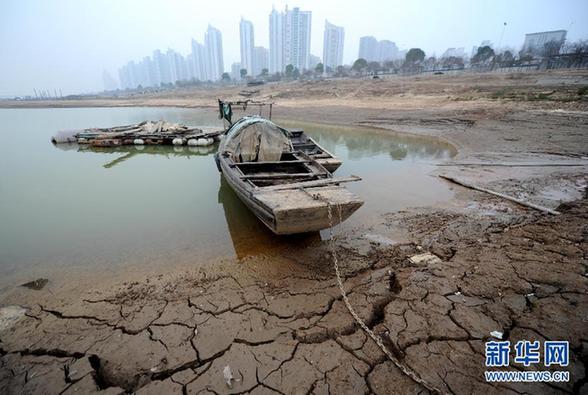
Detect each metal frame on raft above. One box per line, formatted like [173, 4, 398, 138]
[218, 99, 275, 130]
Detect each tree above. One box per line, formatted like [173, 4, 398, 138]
[561, 39, 588, 54]
[240, 68, 248, 79]
[221, 72, 230, 82]
[543, 41, 562, 58]
[383, 61, 396, 72]
[352, 58, 368, 72]
[472, 46, 495, 64]
[367, 61, 381, 74]
[285, 64, 294, 78]
[261, 68, 269, 77]
[442, 56, 464, 69]
[315, 62, 324, 74]
[405, 48, 426, 64]
[519, 53, 534, 63]
[402, 48, 426, 71]
[292, 67, 300, 79]
[502, 50, 514, 62]
[424, 56, 437, 70]
[495, 51, 514, 66]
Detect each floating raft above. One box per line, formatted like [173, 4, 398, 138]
[51, 120, 223, 148]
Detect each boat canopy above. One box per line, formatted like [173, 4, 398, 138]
[222, 116, 292, 162]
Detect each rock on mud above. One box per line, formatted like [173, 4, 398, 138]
[0, 305, 27, 331]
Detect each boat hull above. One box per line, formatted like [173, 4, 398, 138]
[219, 157, 362, 234]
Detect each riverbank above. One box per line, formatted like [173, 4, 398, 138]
[1, 70, 587, 394]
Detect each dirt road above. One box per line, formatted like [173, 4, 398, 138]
[1, 70, 587, 394]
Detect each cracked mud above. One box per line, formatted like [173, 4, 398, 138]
[1, 196, 586, 394]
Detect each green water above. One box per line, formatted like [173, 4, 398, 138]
[0, 107, 455, 287]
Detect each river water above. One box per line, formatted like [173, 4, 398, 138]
[0, 107, 455, 288]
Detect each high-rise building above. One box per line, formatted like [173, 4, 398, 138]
[117, 66, 129, 89]
[309, 54, 321, 70]
[378, 40, 398, 62]
[359, 36, 399, 62]
[286, 7, 312, 71]
[359, 36, 378, 61]
[240, 18, 255, 76]
[441, 47, 466, 59]
[269, 7, 285, 73]
[136, 56, 154, 87]
[153, 49, 170, 84]
[166, 49, 181, 83]
[252, 46, 269, 76]
[231, 62, 241, 80]
[118, 61, 139, 89]
[322, 20, 344, 71]
[190, 39, 207, 81]
[521, 30, 567, 57]
[205, 25, 224, 81]
[269, 6, 312, 73]
[103, 70, 118, 91]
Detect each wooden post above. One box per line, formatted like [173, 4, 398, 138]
[439, 175, 560, 215]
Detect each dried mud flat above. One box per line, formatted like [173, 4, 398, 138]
[1, 70, 588, 394]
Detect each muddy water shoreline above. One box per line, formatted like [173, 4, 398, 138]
[0, 107, 458, 295]
[1, 71, 588, 393]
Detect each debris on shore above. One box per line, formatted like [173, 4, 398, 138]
[20, 278, 48, 290]
[0, 305, 27, 331]
[51, 120, 223, 148]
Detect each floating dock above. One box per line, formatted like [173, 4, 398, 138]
[51, 120, 223, 148]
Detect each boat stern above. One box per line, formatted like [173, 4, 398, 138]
[256, 186, 363, 234]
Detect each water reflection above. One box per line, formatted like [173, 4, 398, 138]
[0, 107, 458, 287]
[217, 175, 319, 259]
[278, 120, 456, 161]
[53, 140, 323, 260]
[53, 143, 217, 168]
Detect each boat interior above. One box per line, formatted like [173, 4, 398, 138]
[226, 151, 331, 187]
[289, 129, 331, 158]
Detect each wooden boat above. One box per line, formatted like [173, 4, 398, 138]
[288, 129, 342, 173]
[216, 116, 363, 235]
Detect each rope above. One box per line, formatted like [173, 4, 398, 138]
[319, 195, 442, 394]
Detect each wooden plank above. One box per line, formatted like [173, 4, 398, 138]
[438, 162, 588, 167]
[439, 175, 560, 215]
[241, 173, 317, 180]
[292, 143, 319, 148]
[234, 160, 311, 166]
[307, 136, 337, 160]
[261, 176, 362, 191]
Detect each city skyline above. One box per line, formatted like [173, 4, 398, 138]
[118, 25, 225, 90]
[78, 17, 588, 90]
[2, 0, 588, 95]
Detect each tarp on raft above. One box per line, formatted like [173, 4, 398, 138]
[222, 116, 292, 162]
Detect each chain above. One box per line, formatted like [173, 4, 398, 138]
[322, 197, 442, 394]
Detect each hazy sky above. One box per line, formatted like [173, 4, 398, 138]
[1, 0, 587, 96]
